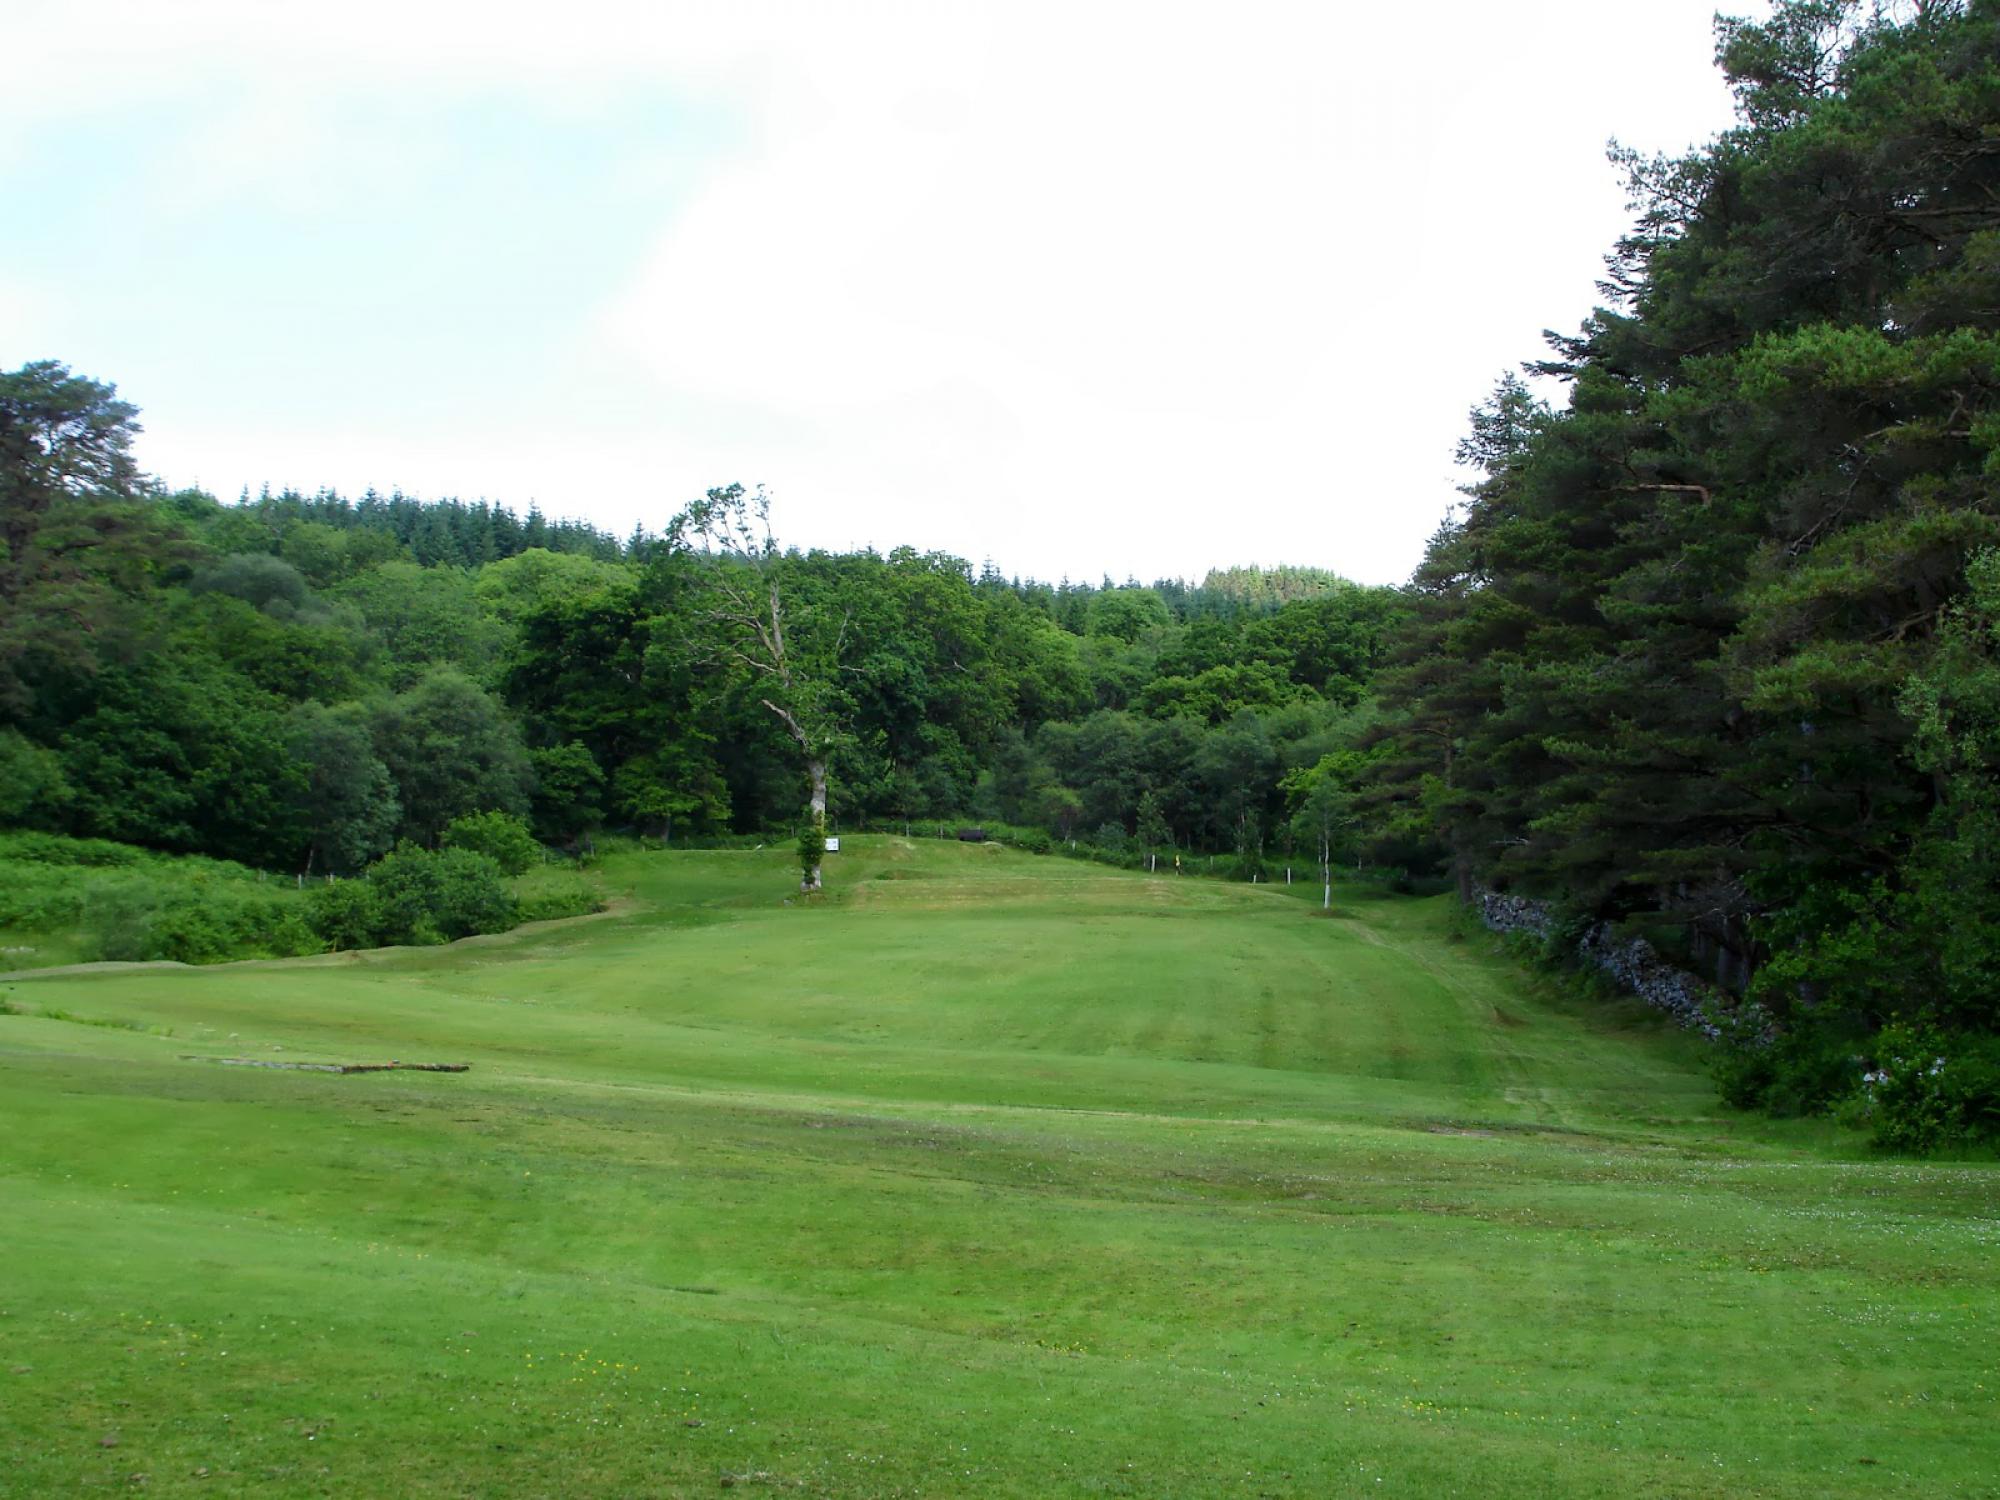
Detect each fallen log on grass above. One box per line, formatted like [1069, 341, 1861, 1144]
[181, 1057, 469, 1075]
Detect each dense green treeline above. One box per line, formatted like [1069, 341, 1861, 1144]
[1363, 0, 2000, 1146]
[0, 362, 1403, 902]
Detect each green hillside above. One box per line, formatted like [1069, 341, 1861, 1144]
[1, 840, 1993, 1497]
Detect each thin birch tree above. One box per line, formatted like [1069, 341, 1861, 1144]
[666, 485, 847, 892]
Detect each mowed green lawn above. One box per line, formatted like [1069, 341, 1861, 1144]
[2, 839, 1994, 1498]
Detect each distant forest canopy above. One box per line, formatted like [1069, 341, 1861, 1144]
[210, 481, 1365, 621]
[5, 0, 1999, 1142]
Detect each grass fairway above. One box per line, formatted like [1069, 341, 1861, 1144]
[2, 837, 1995, 1498]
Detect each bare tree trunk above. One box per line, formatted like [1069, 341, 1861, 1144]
[803, 757, 828, 892]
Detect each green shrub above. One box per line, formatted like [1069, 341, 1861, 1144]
[797, 820, 826, 888]
[1862, 1023, 2000, 1154]
[1013, 829, 1053, 855]
[129, 899, 233, 964]
[147, 891, 315, 964]
[83, 877, 315, 963]
[441, 810, 543, 876]
[510, 869, 603, 923]
[1088, 821, 1128, 854]
[1710, 1009, 1863, 1117]
[304, 881, 384, 951]
[80, 884, 163, 961]
[1712, 1034, 1780, 1112]
[0, 862, 95, 928]
[0, 834, 309, 965]
[0, 831, 145, 869]
[309, 847, 567, 950]
[1, 831, 560, 966]
[366, 844, 516, 945]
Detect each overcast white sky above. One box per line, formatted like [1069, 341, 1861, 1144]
[3, 1, 1756, 586]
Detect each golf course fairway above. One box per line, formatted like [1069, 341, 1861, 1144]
[2, 837, 1994, 1497]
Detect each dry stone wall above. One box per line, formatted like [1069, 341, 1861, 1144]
[1474, 890, 1721, 1039]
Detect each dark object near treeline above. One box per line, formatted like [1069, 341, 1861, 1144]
[185, 1057, 470, 1075]
[957, 828, 987, 842]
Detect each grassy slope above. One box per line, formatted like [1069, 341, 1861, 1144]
[0, 838, 1993, 1498]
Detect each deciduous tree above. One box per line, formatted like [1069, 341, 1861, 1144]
[666, 485, 849, 891]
